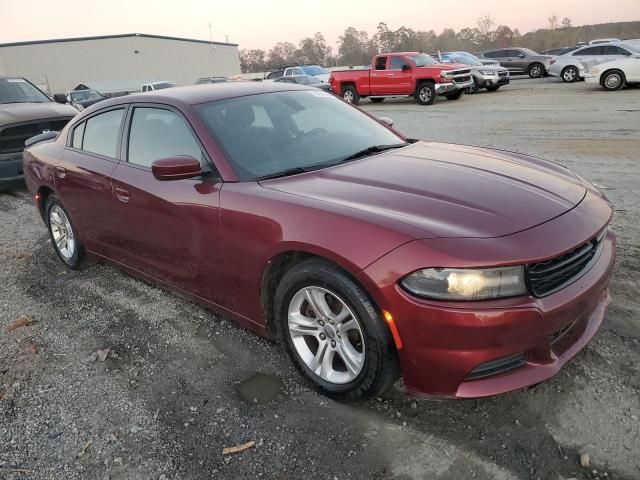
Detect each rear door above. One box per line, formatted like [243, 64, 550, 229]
[108, 104, 225, 301]
[369, 56, 389, 95]
[506, 50, 527, 73]
[55, 106, 126, 256]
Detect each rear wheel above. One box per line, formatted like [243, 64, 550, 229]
[275, 259, 399, 400]
[341, 85, 360, 105]
[601, 70, 626, 91]
[528, 63, 545, 79]
[45, 194, 87, 269]
[561, 66, 579, 83]
[445, 89, 464, 100]
[370, 97, 385, 103]
[416, 81, 436, 105]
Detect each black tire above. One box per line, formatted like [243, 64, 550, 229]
[561, 66, 579, 83]
[445, 89, 464, 100]
[415, 81, 436, 105]
[528, 63, 545, 79]
[275, 259, 400, 400]
[486, 85, 500, 92]
[45, 194, 87, 269]
[601, 70, 626, 91]
[370, 97, 385, 103]
[341, 85, 360, 105]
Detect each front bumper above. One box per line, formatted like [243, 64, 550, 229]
[435, 78, 474, 94]
[584, 73, 600, 85]
[476, 73, 510, 87]
[0, 153, 25, 190]
[358, 193, 616, 398]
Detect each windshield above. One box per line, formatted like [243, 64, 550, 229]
[298, 76, 321, 85]
[440, 54, 482, 66]
[196, 91, 405, 181]
[70, 90, 103, 102]
[153, 82, 176, 90]
[300, 66, 328, 76]
[408, 53, 437, 67]
[0, 78, 50, 104]
[520, 48, 539, 56]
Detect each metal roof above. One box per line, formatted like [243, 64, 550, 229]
[0, 33, 238, 48]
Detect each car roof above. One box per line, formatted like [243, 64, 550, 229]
[91, 82, 313, 108]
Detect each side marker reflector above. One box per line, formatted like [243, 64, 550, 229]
[383, 310, 403, 350]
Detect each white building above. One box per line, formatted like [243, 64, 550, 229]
[0, 33, 240, 94]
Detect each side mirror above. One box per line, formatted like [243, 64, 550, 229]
[378, 116, 394, 127]
[518, 53, 526, 58]
[402, 64, 411, 71]
[151, 156, 203, 181]
[53, 94, 67, 104]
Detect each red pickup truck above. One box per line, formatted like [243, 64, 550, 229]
[329, 52, 474, 105]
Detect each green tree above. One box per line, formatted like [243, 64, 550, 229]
[338, 27, 376, 66]
[239, 49, 267, 73]
[267, 42, 298, 67]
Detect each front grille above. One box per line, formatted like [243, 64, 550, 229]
[454, 75, 472, 83]
[466, 353, 527, 380]
[526, 232, 605, 297]
[0, 118, 72, 154]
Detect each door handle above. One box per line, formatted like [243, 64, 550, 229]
[386, 73, 394, 76]
[114, 187, 130, 203]
[54, 166, 66, 179]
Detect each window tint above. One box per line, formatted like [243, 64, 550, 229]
[128, 107, 202, 167]
[575, 47, 603, 56]
[375, 56, 388, 70]
[603, 46, 630, 55]
[72, 122, 85, 149]
[82, 109, 124, 158]
[483, 51, 499, 58]
[506, 50, 522, 57]
[390, 56, 409, 70]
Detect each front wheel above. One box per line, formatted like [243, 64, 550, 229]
[445, 89, 464, 100]
[416, 82, 436, 105]
[275, 259, 399, 400]
[486, 85, 500, 92]
[601, 70, 626, 91]
[46, 194, 87, 269]
[466, 79, 479, 94]
[341, 85, 360, 105]
[561, 66, 579, 83]
[528, 63, 545, 79]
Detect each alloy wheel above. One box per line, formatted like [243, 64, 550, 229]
[419, 86, 432, 103]
[287, 286, 365, 384]
[530, 65, 543, 78]
[563, 68, 577, 82]
[343, 90, 354, 103]
[49, 205, 76, 260]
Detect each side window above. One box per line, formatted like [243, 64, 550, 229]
[284, 69, 292, 77]
[483, 51, 498, 58]
[82, 109, 125, 158]
[507, 50, 521, 57]
[71, 122, 85, 149]
[390, 56, 408, 70]
[575, 47, 601, 56]
[128, 107, 203, 168]
[375, 56, 388, 70]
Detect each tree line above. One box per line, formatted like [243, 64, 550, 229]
[239, 19, 640, 73]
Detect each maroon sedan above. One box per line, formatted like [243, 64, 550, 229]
[23, 82, 615, 400]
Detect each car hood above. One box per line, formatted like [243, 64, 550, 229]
[471, 64, 508, 73]
[0, 102, 78, 126]
[76, 97, 106, 108]
[262, 142, 587, 239]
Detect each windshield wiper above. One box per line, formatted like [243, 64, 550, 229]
[256, 166, 315, 181]
[339, 143, 408, 163]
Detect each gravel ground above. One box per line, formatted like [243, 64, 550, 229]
[1, 78, 639, 480]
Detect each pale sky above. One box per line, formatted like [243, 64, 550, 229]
[1, 0, 638, 50]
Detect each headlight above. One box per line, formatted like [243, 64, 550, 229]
[479, 70, 497, 76]
[401, 266, 527, 301]
[441, 71, 452, 79]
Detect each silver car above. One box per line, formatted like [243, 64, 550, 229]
[548, 43, 639, 82]
[438, 52, 510, 93]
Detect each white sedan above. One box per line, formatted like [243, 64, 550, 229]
[584, 56, 640, 90]
[548, 43, 638, 82]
